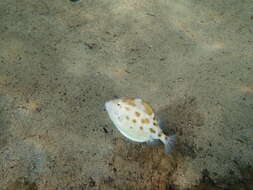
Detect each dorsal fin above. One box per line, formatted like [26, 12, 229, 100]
[140, 99, 154, 115]
[122, 98, 136, 107]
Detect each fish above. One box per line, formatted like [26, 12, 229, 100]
[105, 98, 176, 155]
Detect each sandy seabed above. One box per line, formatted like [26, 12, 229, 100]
[0, 0, 252, 189]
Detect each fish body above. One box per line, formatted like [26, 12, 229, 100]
[105, 98, 176, 154]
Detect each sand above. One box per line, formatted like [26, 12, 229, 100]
[0, 0, 252, 189]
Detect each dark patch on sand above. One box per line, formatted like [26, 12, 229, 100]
[157, 96, 204, 158]
[6, 178, 38, 190]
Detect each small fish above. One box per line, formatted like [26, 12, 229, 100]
[105, 98, 176, 155]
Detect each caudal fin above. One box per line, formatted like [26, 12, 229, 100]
[164, 135, 176, 155]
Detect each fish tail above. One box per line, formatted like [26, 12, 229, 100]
[164, 135, 176, 155]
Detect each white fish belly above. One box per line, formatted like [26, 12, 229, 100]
[114, 121, 150, 142]
[107, 112, 150, 142]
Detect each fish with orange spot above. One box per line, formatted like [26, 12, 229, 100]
[105, 98, 176, 155]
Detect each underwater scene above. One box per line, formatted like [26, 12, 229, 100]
[0, 0, 252, 189]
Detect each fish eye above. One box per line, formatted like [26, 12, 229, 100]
[117, 103, 120, 106]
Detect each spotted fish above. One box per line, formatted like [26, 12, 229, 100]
[105, 98, 176, 154]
